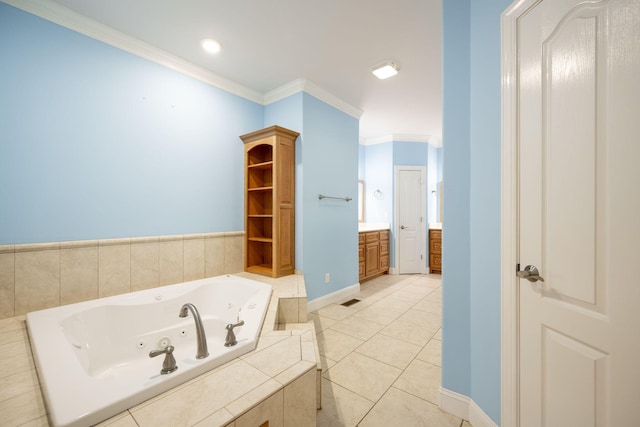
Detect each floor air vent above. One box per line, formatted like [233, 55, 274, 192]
[340, 299, 361, 307]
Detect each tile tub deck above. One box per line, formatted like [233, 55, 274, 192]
[0, 272, 319, 427]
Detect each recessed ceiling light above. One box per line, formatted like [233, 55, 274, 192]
[201, 38, 223, 54]
[371, 61, 400, 79]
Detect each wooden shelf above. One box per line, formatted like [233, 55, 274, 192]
[246, 264, 274, 275]
[248, 237, 273, 243]
[241, 125, 299, 278]
[248, 161, 273, 169]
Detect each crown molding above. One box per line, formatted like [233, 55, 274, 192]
[360, 134, 438, 147]
[5, 0, 365, 122]
[300, 79, 364, 119]
[263, 79, 306, 105]
[264, 78, 364, 120]
[2, 0, 264, 104]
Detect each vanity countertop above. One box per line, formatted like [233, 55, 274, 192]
[358, 222, 390, 232]
[429, 222, 442, 230]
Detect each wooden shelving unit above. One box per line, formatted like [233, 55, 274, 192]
[241, 126, 298, 278]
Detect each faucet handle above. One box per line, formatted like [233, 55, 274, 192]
[224, 320, 245, 347]
[149, 345, 178, 374]
[226, 320, 245, 330]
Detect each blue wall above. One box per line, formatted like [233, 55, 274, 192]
[264, 93, 304, 270]
[469, 1, 510, 421]
[358, 145, 366, 181]
[360, 140, 440, 271]
[264, 92, 359, 300]
[363, 143, 393, 224]
[0, 3, 263, 244]
[442, 0, 512, 424]
[442, 0, 472, 404]
[0, 3, 359, 307]
[301, 94, 359, 300]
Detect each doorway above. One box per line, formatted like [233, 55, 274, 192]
[395, 166, 426, 274]
[502, 0, 640, 425]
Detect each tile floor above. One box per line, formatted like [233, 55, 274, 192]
[311, 273, 472, 427]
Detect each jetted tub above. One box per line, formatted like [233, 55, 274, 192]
[26, 274, 272, 427]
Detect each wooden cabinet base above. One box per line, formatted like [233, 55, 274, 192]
[359, 230, 390, 282]
[429, 229, 442, 274]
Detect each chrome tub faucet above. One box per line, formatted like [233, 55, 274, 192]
[179, 303, 209, 359]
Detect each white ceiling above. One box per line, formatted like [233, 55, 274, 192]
[45, 0, 443, 144]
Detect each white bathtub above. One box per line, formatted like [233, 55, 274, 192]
[26, 274, 272, 427]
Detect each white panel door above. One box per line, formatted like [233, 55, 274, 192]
[517, 0, 640, 426]
[397, 168, 424, 274]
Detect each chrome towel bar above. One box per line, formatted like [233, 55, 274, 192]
[318, 194, 352, 202]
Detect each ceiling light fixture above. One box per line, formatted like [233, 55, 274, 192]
[371, 61, 400, 79]
[201, 38, 223, 54]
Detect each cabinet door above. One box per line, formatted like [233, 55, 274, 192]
[365, 242, 380, 276]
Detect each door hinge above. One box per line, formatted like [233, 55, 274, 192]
[421, 254, 423, 260]
[516, 263, 520, 273]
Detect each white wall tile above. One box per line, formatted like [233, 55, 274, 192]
[183, 236, 205, 281]
[15, 249, 60, 315]
[159, 237, 184, 286]
[235, 389, 283, 427]
[0, 252, 15, 319]
[284, 368, 316, 427]
[224, 233, 243, 274]
[98, 243, 131, 298]
[205, 234, 225, 277]
[131, 240, 159, 292]
[60, 246, 98, 305]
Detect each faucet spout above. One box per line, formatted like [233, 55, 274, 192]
[179, 303, 209, 359]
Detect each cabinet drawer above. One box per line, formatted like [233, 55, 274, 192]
[430, 254, 442, 272]
[358, 244, 365, 262]
[366, 231, 380, 243]
[359, 261, 365, 278]
[380, 240, 389, 255]
[379, 230, 390, 241]
[429, 239, 442, 254]
[430, 229, 442, 240]
[380, 255, 390, 270]
[358, 233, 365, 244]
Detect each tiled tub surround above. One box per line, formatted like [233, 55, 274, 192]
[0, 232, 245, 320]
[27, 275, 273, 427]
[0, 272, 318, 427]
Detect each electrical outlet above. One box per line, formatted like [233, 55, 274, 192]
[325, 273, 330, 283]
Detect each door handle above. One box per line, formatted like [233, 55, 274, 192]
[516, 265, 545, 283]
[400, 225, 406, 229]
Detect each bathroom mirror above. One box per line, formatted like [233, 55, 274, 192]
[358, 180, 364, 222]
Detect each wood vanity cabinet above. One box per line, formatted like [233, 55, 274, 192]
[241, 125, 299, 278]
[429, 229, 442, 274]
[359, 230, 389, 282]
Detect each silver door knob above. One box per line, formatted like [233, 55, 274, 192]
[516, 265, 545, 283]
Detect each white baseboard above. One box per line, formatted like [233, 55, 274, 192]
[389, 266, 429, 275]
[440, 387, 469, 420]
[440, 387, 498, 427]
[307, 283, 360, 312]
